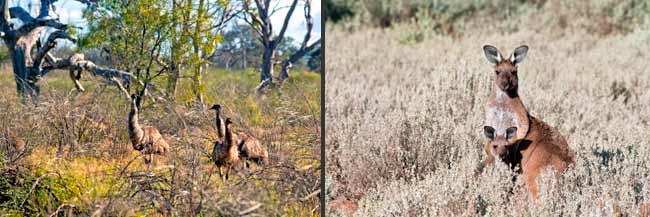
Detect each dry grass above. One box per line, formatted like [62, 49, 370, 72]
[325, 20, 650, 216]
[0, 68, 320, 216]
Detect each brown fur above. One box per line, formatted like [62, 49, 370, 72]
[328, 198, 358, 217]
[128, 94, 169, 162]
[481, 116, 575, 200]
[484, 45, 530, 141]
[481, 45, 574, 200]
[6, 129, 25, 154]
[213, 118, 240, 180]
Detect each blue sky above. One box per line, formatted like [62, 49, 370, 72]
[29, 0, 321, 45]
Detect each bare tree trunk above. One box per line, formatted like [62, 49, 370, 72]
[192, 43, 204, 105]
[225, 56, 230, 71]
[278, 0, 318, 86]
[244, 0, 313, 93]
[240, 29, 247, 70]
[167, 64, 179, 98]
[260, 47, 275, 82]
[9, 47, 34, 101]
[167, 0, 180, 99]
[192, 63, 204, 104]
[11, 33, 42, 103]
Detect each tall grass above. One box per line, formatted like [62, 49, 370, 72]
[325, 13, 650, 216]
[333, 0, 650, 37]
[0, 67, 321, 216]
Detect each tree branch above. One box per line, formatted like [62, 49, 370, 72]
[279, 38, 319, 82]
[41, 53, 135, 98]
[252, 0, 272, 39]
[15, 27, 47, 66]
[16, 19, 68, 37]
[9, 7, 34, 23]
[13, 0, 67, 37]
[278, 0, 317, 83]
[0, 0, 12, 36]
[1, 0, 10, 25]
[274, 0, 299, 45]
[37, 0, 55, 20]
[34, 30, 77, 69]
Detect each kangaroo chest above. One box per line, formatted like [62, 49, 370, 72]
[485, 91, 530, 140]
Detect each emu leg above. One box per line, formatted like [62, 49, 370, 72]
[218, 166, 225, 182]
[225, 166, 230, 181]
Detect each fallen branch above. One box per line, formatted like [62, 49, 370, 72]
[300, 189, 320, 202]
[20, 171, 58, 207]
[48, 203, 76, 217]
[238, 202, 262, 216]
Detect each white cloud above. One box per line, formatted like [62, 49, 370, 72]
[269, 0, 321, 45]
[54, 0, 87, 26]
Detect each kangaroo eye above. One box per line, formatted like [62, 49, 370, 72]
[495, 70, 500, 75]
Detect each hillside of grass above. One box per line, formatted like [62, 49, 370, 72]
[0, 67, 321, 216]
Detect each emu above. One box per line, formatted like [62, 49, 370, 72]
[209, 104, 226, 141]
[213, 118, 241, 181]
[128, 93, 169, 171]
[237, 132, 269, 167]
[209, 103, 268, 167]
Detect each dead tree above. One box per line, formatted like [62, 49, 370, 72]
[241, 0, 321, 93]
[277, 0, 320, 86]
[0, 0, 134, 103]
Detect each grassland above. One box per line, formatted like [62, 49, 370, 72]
[325, 3, 650, 215]
[0, 66, 321, 216]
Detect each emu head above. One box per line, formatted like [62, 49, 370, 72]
[483, 45, 528, 93]
[483, 126, 518, 159]
[210, 104, 222, 113]
[130, 94, 138, 106]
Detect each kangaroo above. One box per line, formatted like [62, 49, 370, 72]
[480, 45, 574, 200]
[482, 116, 575, 200]
[483, 45, 530, 142]
[213, 118, 241, 181]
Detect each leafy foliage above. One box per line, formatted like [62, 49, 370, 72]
[81, 0, 172, 73]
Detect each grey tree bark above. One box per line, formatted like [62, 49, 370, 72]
[278, 0, 320, 85]
[242, 0, 320, 93]
[0, 0, 134, 103]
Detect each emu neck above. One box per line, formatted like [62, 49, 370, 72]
[225, 123, 235, 148]
[215, 112, 225, 139]
[129, 104, 144, 142]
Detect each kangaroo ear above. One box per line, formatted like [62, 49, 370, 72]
[506, 127, 517, 140]
[483, 45, 502, 64]
[483, 126, 495, 140]
[510, 45, 529, 65]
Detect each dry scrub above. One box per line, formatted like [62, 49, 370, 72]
[0, 68, 321, 216]
[326, 26, 650, 216]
